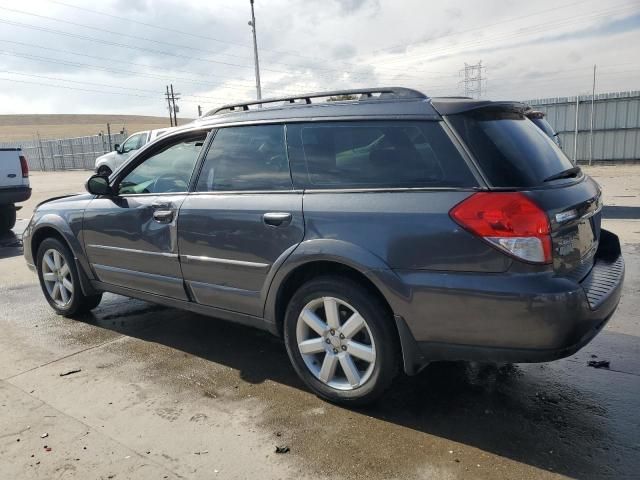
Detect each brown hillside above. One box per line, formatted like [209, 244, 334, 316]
[0, 114, 193, 141]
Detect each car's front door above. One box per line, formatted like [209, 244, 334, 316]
[178, 124, 304, 317]
[83, 130, 209, 299]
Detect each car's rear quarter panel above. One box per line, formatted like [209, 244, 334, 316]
[301, 190, 510, 272]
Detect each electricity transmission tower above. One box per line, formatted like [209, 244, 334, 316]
[461, 61, 486, 98]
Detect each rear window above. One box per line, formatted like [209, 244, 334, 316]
[448, 110, 575, 187]
[287, 121, 477, 189]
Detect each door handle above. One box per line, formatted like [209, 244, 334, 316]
[263, 212, 292, 227]
[153, 209, 174, 223]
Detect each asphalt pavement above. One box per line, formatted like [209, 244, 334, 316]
[1, 168, 639, 479]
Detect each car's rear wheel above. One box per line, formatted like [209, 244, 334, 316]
[97, 165, 112, 177]
[0, 204, 16, 232]
[36, 237, 102, 316]
[283, 276, 399, 405]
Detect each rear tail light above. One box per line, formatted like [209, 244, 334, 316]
[19, 155, 29, 178]
[450, 192, 552, 264]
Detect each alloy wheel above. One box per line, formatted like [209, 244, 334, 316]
[296, 296, 377, 391]
[41, 248, 74, 307]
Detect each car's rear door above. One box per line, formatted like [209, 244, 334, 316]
[177, 124, 304, 317]
[83, 130, 209, 299]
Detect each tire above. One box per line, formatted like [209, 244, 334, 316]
[283, 276, 399, 406]
[97, 165, 112, 177]
[36, 237, 102, 317]
[0, 204, 16, 232]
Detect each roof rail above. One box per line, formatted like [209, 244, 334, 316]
[205, 87, 427, 116]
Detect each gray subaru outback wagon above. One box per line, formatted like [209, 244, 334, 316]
[23, 88, 624, 405]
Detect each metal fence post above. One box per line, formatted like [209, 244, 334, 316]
[589, 65, 596, 166]
[37, 133, 46, 171]
[573, 95, 579, 164]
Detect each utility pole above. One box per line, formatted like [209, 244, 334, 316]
[461, 61, 485, 99]
[165, 86, 174, 127]
[588, 64, 596, 166]
[198, 105, 203, 117]
[248, 0, 262, 101]
[170, 84, 180, 127]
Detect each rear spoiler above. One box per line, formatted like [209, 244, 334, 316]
[430, 99, 527, 115]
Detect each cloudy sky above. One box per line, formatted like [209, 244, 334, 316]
[0, 0, 638, 117]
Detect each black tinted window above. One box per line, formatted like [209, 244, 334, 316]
[287, 121, 477, 189]
[449, 110, 575, 187]
[196, 125, 292, 191]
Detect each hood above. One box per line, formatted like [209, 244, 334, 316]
[36, 192, 93, 210]
[96, 151, 117, 162]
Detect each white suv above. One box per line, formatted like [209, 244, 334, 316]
[0, 148, 31, 231]
[95, 128, 172, 176]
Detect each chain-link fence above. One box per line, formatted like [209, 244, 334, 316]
[0, 132, 127, 171]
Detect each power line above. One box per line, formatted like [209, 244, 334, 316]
[0, 17, 445, 85]
[0, 37, 453, 95]
[0, 69, 235, 101]
[0, 6, 446, 81]
[371, 4, 638, 68]
[46, 0, 451, 75]
[0, 17, 293, 74]
[48, 0, 254, 50]
[0, 39, 256, 88]
[0, 50, 304, 97]
[0, 76, 156, 97]
[369, 0, 595, 55]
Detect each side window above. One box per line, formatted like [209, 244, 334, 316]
[121, 133, 145, 153]
[287, 121, 478, 189]
[118, 134, 207, 194]
[196, 125, 292, 192]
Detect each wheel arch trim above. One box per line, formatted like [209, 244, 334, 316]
[263, 239, 410, 331]
[30, 217, 97, 295]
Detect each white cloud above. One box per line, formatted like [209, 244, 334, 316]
[0, 0, 638, 115]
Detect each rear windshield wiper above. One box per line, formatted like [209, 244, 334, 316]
[543, 166, 581, 182]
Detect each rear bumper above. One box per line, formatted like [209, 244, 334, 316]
[394, 229, 624, 374]
[0, 186, 31, 205]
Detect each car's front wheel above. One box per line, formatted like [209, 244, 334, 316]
[283, 276, 399, 406]
[36, 237, 102, 316]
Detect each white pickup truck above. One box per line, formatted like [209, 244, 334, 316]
[0, 148, 31, 231]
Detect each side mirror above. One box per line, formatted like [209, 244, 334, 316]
[86, 174, 113, 196]
[114, 143, 121, 153]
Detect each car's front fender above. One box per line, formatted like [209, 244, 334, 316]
[26, 207, 94, 282]
[94, 152, 117, 172]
